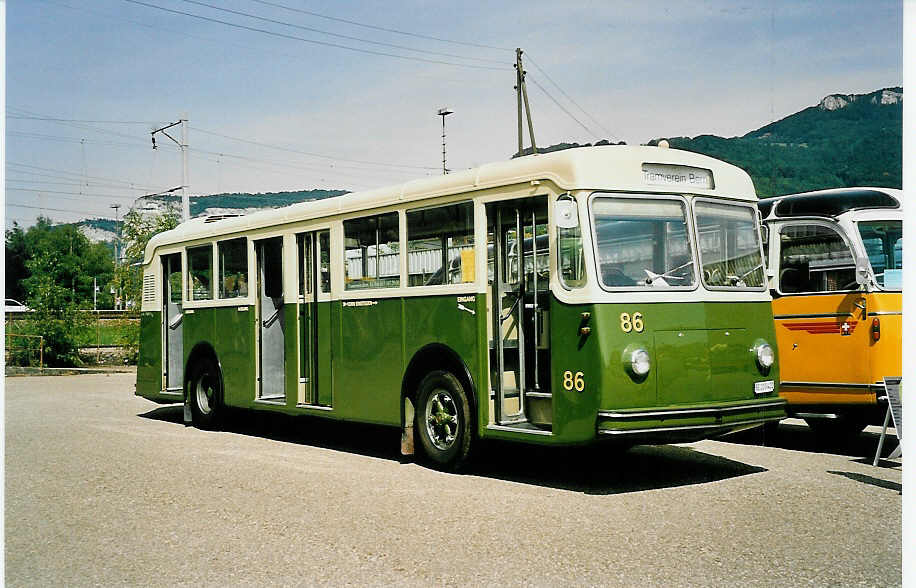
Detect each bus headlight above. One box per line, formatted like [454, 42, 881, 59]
[753, 340, 774, 374]
[623, 346, 651, 380]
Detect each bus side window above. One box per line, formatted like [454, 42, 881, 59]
[406, 202, 474, 286]
[779, 224, 855, 293]
[558, 222, 585, 288]
[187, 245, 213, 301]
[218, 238, 248, 299]
[344, 212, 400, 290]
[318, 230, 331, 294]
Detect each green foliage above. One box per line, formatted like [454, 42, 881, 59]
[660, 88, 902, 197]
[16, 261, 92, 367]
[7, 217, 115, 308]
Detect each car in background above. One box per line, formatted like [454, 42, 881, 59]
[4, 299, 32, 313]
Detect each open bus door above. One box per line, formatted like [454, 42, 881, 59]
[162, 253, 183, 395]
[255, 237, 286, 402]
[486, 197, 551, 429]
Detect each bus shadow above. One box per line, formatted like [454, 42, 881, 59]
[138, 407, 767, 494]
[468, 442, 765, 495]
[724, 421, 899, 462]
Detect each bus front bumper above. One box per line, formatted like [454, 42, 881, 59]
[596, 398, 787, 444]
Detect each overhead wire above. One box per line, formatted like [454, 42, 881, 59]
[247, 0, 512, 52]
[121, 0, 509, 71]
[525, 54, 618, 142]
[181, 0, 506, 65]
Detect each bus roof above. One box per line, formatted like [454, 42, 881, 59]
[144, 145, 756, 264]
[758, 187, 901, 220]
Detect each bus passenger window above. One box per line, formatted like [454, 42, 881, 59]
[218, 238, 248, 299]
[779, 224, 855, 293]
[318, 230, 331, 293]
[187, 245, 213, 301]
[344, 212, 400, 290]
[406, 202, 474, 286]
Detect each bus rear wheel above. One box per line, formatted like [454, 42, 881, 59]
[415, 371, 472, 471]
[189, 356, 222, 430]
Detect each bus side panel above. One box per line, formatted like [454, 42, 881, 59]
[403, 293, 479, 401]
[867, 292, 902, 385]
[317, 300, 333, 406]
[549, 299, 604, 443]
[284, 303, 299, 406]
[136, 310, 163, 399]
[773, 293, 872, 404]
[334, 297, 402, 425]
[182, 308, 214, 388]
[211, 305, 256, 408]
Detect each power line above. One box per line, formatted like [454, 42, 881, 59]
[190, 126, 439, 171]
[6, 115, 154, 124]
[527, 77, 600, 140]
[6, 202, 114, 215]
[248, 0, 512, 52]
[525, 54, 618, 142]
[121, 0, 509, 71]
[181, 0, 505, 65]
[7, 162, 164, 192]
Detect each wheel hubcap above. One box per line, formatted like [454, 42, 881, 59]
[425, 389, 458, 451]
[196, 373, 214, 415]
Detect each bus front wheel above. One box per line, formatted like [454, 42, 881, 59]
[415, 371, 472, 471]
[188, 356, 222, 430]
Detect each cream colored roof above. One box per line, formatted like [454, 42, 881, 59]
[144, 145, 756, 264]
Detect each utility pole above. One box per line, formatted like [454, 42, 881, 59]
[151, 116, 190, 221]
[514, 48, 537, 158]
[437, 107, 453, 175]
[110, 203, 121, 267]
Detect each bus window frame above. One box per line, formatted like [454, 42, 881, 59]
[692, 197, 768, 293]
[186, 242, 216, 302]
[216, 236, 250, 300]
[853, 218, 903, 292]
[774, 219, 860, 297]
[587, 191, 700, 293]
[405, 199, 475, 288]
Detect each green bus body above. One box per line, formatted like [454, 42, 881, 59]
[136, 146, 784, 465]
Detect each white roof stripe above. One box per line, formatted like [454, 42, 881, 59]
[144, 145, 756, 265]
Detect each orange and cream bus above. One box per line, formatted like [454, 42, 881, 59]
[759, 187, 902, 437]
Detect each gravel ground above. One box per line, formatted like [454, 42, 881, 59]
[4, 372, 902, 586]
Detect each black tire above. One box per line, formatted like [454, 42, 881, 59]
[415, 371, 473, 471]
[804, 416, 867, 439]
[188, 355, 222, 430]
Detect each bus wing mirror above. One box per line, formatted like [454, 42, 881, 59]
[555, 198, 578, 229]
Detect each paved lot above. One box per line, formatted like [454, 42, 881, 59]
[5, 372, 902, 586]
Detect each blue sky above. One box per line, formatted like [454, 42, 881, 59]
[4, 0, 904, 227]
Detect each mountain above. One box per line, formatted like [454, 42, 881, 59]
[655, 87, 902, 197]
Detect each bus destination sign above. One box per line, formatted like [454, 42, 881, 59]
[642, 163, 714, 189]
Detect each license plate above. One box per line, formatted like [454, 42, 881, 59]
[754, 380, 775, 395]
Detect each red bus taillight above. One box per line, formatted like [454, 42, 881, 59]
[872, 317, 881, 342]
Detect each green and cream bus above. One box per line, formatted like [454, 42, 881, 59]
[136, 145, 785, 469]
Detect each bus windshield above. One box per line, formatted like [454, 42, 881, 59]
[858, 220, 902, 290]
[694, 201, 765, 289]
[591, 196, 695, 289]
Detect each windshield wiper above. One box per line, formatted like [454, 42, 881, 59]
[726, 263, 764, 286]
[644, 260, 695, 286]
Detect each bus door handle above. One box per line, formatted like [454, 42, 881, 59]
[168, 314, 183, 329]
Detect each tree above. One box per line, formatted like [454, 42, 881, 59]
[111, 206, 180, 362]
[112, 206, 180, 309]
